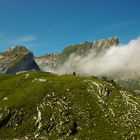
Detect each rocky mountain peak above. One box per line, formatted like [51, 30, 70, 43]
[0, 46, 40, 74]
[6, 46, 29, 54]
[93, 36, 119, 46]
[91, 36, 119, 50]
[58, 36, 119, 63]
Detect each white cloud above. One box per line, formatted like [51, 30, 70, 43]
[51, 36, 140, 77]
[15, 35, 36, 44]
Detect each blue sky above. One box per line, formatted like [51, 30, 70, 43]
[0, 0, 139, 56]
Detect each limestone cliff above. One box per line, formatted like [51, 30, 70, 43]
[0, 46, 40, 74]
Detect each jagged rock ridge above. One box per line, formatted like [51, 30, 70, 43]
[60, 36, 119, 63]
[35, 36, 119, 71]
[0, 46, 40, 74]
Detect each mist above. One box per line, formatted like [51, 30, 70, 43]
[51, 37, 140, 77]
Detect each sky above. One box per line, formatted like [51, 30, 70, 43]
[0, 0, 139, 56]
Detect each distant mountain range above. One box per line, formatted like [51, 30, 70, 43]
[35, 36, 119, 71]
[0, 36, 119, 74]
[0, 36, 139, 91]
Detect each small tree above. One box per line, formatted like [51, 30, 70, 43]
[110, 79, 116, 86]
[102, 76, 107, 81]
[73, 72, 76, 76]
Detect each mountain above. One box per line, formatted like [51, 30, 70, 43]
[35, 52, 59, 72]
[0, 71, 140, 139]
[0, 37, 140, 139]
[59, 36, 119, 63]
[35, 36, 119, 71]
[34, 36, 140, 92]
[0, 46, 40, 74]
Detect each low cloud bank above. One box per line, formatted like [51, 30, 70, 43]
[52, 37, 140, 77]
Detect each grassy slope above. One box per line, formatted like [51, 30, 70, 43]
[115, 79, 140, 91]
[0, 71, 140, 139]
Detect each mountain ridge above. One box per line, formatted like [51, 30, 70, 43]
[0, 36, 119, 74]
[35, 36, 119, 71]
[0, 46, 40, 74]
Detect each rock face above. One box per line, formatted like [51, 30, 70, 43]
[35, 36, 119, 71]
[35, 52, 59, 72]
[0, 46, 40, 74]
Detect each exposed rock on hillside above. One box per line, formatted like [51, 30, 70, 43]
[0, 71, 140, 139]
[0, 46, 40, 74]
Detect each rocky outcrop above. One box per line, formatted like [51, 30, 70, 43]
[35, 52, 59, 72]
[0, 46, 40, 74]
